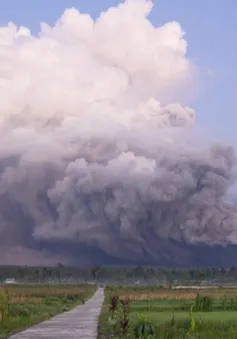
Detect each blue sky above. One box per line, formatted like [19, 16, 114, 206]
[1, 0, 236, 145]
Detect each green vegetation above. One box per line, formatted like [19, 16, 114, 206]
[0, 284, 95, 338]
[1, 264, 237, 286]
[98, 286, 237, 338]
[1, 264, 237, 337]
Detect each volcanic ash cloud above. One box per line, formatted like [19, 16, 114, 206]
[0, 0, 236, 265]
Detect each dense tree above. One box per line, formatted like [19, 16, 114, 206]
[0, 265, 236, 285]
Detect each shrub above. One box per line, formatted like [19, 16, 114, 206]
[193, 294, 212, 312]
[0, 289, 10, 321]
[133, 313, 157, 339]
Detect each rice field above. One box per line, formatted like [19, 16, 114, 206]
[0, 284, 95, 338]
[98, 285, 237, 338]
[117, 288, 237, 300]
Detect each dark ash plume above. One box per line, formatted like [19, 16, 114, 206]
[0, 0, 236, 266]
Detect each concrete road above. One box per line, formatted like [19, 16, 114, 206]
[9, 287, 104, 339]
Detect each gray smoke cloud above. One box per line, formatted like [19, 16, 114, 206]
[0, 0, 237, 266]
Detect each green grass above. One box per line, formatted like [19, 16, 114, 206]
[98, 287, 237, 338]
[0, 284, 96, 338]
[130, 310, 237, 323]
[130, 298, 237, 312]
[130, 299, 193, 312]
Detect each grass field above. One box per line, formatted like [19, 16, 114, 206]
[0, 283, 96, 338]
[98, 286, 237, 338]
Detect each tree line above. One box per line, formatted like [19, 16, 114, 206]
[1, 265, 237, 285]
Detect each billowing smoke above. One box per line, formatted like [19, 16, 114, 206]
[0, 0, 237, 266]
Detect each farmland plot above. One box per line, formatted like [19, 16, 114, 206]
[98, 286, 237, 338]
[0, 284, 95, 338]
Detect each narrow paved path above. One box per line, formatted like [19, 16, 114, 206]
[9, 287, 104, 339]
